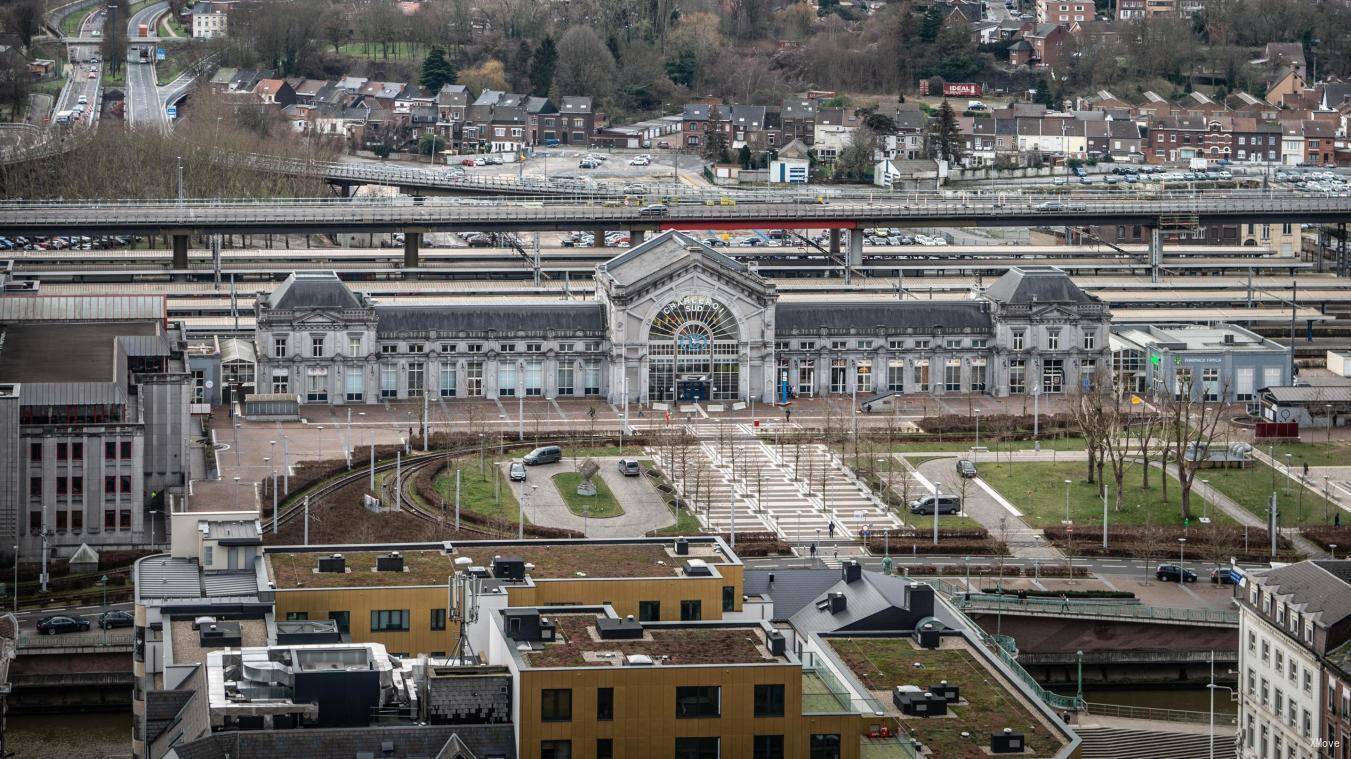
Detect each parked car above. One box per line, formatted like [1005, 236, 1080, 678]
[99, 610, 134, 629]
[639, 203, 669, 217]
[523, 445, 562, 465]
[1211, 567, 1244, 585]
[628, 156, 650, 166]
[1156, 564, 1197, 583]
[617, 458, 641, 477]
[909, 494, 962, 515]
[460, 159, 476, 166]
[37, 615, 91, 634]
[956, 459, 977, 478]
[508, 461, 527, 481]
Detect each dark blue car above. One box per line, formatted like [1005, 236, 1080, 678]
[1211, 567, 1244, 585]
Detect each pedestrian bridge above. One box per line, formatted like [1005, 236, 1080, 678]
[948, 591, 1239, 628]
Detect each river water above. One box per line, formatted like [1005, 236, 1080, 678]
[7, 711, 131, 758]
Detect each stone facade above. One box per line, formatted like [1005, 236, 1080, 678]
[255, 234, 1111, 406]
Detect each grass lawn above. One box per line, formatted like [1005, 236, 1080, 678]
[885, 436, 1087, 453]
[1262, 442, 1351, 468]
[431, 457, 521, 524]
[61, 5, 92, 36]
[337, 41, 423, 60]
[552, 472, 624, 519]
[102, 69, 125, 86]
[830, 638, 1064, 759]
[978, 461, 1229, 528]
[648, 506, 704, 536]
[1205, 461, 1335, 527]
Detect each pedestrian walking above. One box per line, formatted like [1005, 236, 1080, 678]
[1018, 588, 1028, 605]
[828, 522, 836, 539]
[809, 542, 817, 558]
[1303, 462, 1309, 478]
[1060, 593, 1069, 612]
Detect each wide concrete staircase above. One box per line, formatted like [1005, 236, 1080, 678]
[1075, 725, 1237, 759]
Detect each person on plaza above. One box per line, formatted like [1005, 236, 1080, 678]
[828, 522, 836, 539]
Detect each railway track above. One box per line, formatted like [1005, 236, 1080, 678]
[269, 437, 626, 538]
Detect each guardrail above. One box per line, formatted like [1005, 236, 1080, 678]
[953, 593, 1240, 626]
[17, 629, 133, 649]
[1082, 700, 1235, 725]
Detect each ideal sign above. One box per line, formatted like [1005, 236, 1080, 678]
[943, 83, 983, 97]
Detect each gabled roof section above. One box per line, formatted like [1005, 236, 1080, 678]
[267, 272, 364, 310]
[777, 301, 991, 333]
[376, 303, 604, 334]
[599, 231, 763, 293]
[984, 266, 1098, 305]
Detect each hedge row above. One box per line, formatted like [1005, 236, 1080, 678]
[1299, 526, 1351, 551]
[980, 588, 1137, 599]
[1042, 525, 1300, 563]
[916, 412, 1076, 436]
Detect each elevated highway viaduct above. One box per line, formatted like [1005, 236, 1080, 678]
[2, 191, 1348, 270]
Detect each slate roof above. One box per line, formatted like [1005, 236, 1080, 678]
[169, 724, 518, 759]
[144, 687, 195, 744]
[437, 83, 470, 107]
[1255, 560, 1351, 625]
[136, 556, 206, 600]
[787, 571, 938, 634]
[560, 96, 592, 113]
[775, 301, 992, 333]
[745, 569, 845, 621]
[267, 272, 365, 310]
[375, 303, 605, 334]
[683, 103, 711, 121]
[1262, 385, 1351, 404]
[983, 267, 1098, 305]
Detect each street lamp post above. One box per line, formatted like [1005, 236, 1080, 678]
[231, 476, 241, 511]
[1102, 477, 1109, 550]
[1178, 537, 1187, 586]
[1064, 479, 1073, 523]
[933, 484, 941, 546]
[282, 435, 290, 495]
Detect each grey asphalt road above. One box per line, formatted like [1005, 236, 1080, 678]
[125, 1, 168, 131]
[502, 457, 674, 538]
[54, 5, 103, 126]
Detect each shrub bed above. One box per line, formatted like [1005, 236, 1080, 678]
[1300, 526, 1351, 551]
[1042, 525, 1300, 563]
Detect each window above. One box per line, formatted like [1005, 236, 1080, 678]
[29, 477, 41, 497]
[466, 362, 484, 396]
[439, 342, 456, 353]
[540, 740, 571, 759]
[349, 336, 362, 356]
[831, 340, 847, 351]
[345, 366, 364, 402]
[439, 362, 456, 398]
[104, 510, 115, 530]
[597, 687, 614, 720]
[370, 610, 409, 632]
[430, 608, 446, 630]
[675, 738, 719, 759]
[408, 343, 424, 354]
[104, 475, 116, 494]
[120, 510, 131, 529]
[675, 686, 720, 718]
[596, 738, 613, 759]
[856, 360, 872, 392]
[525, 361, 543, 396]
[71, 476, 82, 496]
[328, 611, 350, 633]
[557, 364, 574, 396]
[285, 612, 309, 620]
[541, 688, 572, 721]
[944, 360, 961, 392]
[799, 340, 816, 350]
[499, 342, 517, 353]
[273, 336, 288, 358]
[680, 599, 702, 621]
[1082, 332, 1096, 350]
[408, 362, 425, 397]
[310, 335, 324, 358]
[57, 442, 68, 460]
[887, 360, 905, 392]
[754, 736, 784, 759]
[381, 344, 398, 354]
[810, 734, 841, 759]
[1047, 330, 1061, 350]
[1262, 639, 1270, 663]
[1276, 649, 1284, 676]
[498, 362, 517, 397]
[914, 339, 931, 349]
[467, 343, 483, 353]
[639, 600, 660, 621]
[380, 364, 397, 399]
[1011, 331, 1025, 350]
[944, 338, 962, 349]
[525, 342, 543, 353]
[754, 684, 785, 717]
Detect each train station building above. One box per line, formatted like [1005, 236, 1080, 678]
[254, 231, 1111, 406]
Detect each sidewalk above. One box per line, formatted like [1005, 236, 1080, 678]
[1171, 463, 1328, 559]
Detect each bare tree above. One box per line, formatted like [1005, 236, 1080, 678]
[1163, 373, 1228, 522]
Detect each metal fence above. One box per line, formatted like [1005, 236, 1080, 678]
[954, 593, 1240, 626]
[18, 629, 133, 649]
[1083, 700, 1235, 725]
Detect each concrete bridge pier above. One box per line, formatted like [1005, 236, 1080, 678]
[630, 229, 645, 245]
[1149, 227, 1162, 283]
[829, 229, 841, 256]
[403, 232, 422, 268]
[846, 231, 863, 282]
[171, 234, 189, 270]
[594, 229, 607, 248]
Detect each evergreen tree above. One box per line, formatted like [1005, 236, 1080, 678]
[509, 40, 533, 92]
[930, 100, 963, 163]
[529, 36, 558, 97]
[918, 7, 944, 42]
[703, 106, 731, 163]
[419, 47, 458, 93]
[738, 144, 752, 169]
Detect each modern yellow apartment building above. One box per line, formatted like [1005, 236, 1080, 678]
[263, 536, 746, 655]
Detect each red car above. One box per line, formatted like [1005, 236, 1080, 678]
[460, 159, 475, 166]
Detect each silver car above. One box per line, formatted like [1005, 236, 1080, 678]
[508, 461, 527, 481]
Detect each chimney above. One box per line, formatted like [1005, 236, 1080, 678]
[906, 583, 935, 618]
[842, 559, 862, 583]
[828, 592, 847, 614]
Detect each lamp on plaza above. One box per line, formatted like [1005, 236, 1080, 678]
[231, 476, 242, 511]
